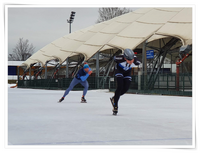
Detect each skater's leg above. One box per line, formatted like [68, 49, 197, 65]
[62, 78, 80, 98]
[114, 76, 124, 107]
[120, 76, 132, 96]
[80, 80, 89, 97]
[80, 80, 89, 103]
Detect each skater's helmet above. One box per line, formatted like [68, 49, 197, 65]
[83, 64, 89, 73]
[83, 64, 89, 69]
[123, 48, 135, 61]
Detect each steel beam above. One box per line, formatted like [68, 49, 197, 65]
[148, 38, 179, 89]
[66, 58, 69, 78]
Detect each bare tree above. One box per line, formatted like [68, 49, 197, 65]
[96, 7, 131, 23]
[8, 38, 35, 61]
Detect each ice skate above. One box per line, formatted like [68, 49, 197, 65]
[81, 96, 87, 103]
[110, 96, 114, 107]
[58, 97, 64, 103]
[113, 106, 118, 115]
[110, 97, 118, 115]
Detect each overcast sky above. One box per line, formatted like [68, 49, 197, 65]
[7, 7, 102, 55]
[7, 6, 139, 55]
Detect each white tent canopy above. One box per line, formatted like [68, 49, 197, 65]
[22, 7, 192, 68]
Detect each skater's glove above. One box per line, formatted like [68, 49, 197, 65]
[88, 68, 92, 75]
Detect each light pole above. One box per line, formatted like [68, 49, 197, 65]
[66, 11, 75, 78]
[67, 11, 76, 33]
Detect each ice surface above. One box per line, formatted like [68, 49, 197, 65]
[7, 85, 193, 146]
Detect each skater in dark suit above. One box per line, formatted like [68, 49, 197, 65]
[110, 48, 141, 115]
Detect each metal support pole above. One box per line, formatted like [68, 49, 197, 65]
[106, 59, 114, 77]
[142, 41, 147, 89]
[178, 54, 192, 86]
[96, 51, 99, 88]
[66, 58, 69, 78]
[69, 23, 71, 33]
[29, 67, 31, 80]
[45, 62, 47, 79]
[148, 38, 179, 89]
[176, 64, 180, 91]
[67, 11, 75, 34]
[167, 73, 169, 90]
[138, 70, 142, 90]
[96, 51, 99, 77]
[171, 54, 172, 73]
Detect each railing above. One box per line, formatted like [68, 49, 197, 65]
[110, 73, 192, 96]
[18, 73, 192, 96]
[18, 77, 111, 90]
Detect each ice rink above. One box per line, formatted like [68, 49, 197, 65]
[7, 84, 193, 146]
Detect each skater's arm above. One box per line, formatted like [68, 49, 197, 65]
[80, 74, 89, 81]
[80, 68, 92, 81]
[134, 57, 141, 65]
[114, 55, 125, 63]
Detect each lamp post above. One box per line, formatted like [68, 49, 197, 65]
[66, 11, 75, 78]
[67, 11, 76, 33]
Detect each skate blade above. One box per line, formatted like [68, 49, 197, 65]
[110, 98, 114, 107]
[113, 112, 117, 115]
[80, 101, 87, 103]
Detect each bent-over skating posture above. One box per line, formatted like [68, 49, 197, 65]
[110, 48, 141, 115]
[58, 63, 92, 103]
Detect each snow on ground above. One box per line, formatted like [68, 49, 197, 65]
[7, 85, 193, 146]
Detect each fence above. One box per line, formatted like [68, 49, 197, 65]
[110, 73, 192, 96]
[18, 77, 111, 90]
[18, 73, 192, 96]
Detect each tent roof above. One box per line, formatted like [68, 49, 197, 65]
[22, 7, 192, 68]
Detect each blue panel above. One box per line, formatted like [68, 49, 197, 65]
[8, 66, 17, 75]
[146, 50, 154, 59]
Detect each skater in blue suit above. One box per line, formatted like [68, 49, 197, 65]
[58, 63, 92, 103]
